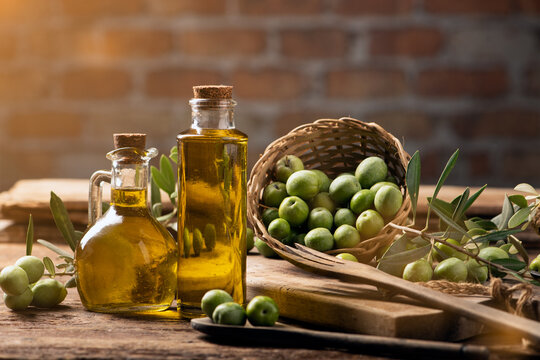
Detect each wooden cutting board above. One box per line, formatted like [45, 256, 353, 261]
[247, 253, 487, 341]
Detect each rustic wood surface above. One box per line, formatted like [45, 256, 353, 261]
[0, 243, 539, 359]
[0, 243, 385, 360]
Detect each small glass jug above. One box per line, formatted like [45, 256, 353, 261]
[75, 133, 177, 313]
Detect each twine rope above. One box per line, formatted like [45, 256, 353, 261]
[420, 278, 533, 316]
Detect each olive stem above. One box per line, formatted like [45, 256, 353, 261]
[44, 272, 75, 277]
[387, 222, 526, 282]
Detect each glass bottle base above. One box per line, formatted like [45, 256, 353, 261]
[179, 304, 206, 319]
[83, 303, 171, 314]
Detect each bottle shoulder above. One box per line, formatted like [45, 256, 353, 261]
[177, 128, 248, 142]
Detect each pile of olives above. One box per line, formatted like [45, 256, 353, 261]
[0, 256, 67, 311]
[256, 154, 403, 259]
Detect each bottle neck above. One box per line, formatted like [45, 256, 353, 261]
[190, 98, 236, 130]
[110, 161, 148, 207]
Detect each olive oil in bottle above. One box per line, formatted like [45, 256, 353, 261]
[177, 85, 247, 318]
[75, 134, 177, 313]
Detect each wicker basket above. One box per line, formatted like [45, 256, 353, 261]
[247, 117, 411, 263]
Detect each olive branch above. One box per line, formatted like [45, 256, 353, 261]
[379, 149, 540, 286]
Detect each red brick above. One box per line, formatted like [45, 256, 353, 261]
[145, 68, 223, 98]
[7, 112, 83, 138]
[179, 29, 266, 56]
[417, 68, 508, 97]
[0, 0, 53, 22]
[25, 29, 98, 59]
[333, 0, 414, 15]
[452, 110, 540, 138]
[233, 68, 306, 100]
[419, 150, 444, 181]
[275, 111, 336, 136]
[281, 29, 348, 59]
[469, 152, 492, 178]
[60, 0, 144, 18]
[518, 0, 540, 14]
[0, 70, 48, 101]
[503, 151, 540, 182]
[239, 0, 323, 15]
[102, 29, 173, 58]
[370, 28, 443, 57]
[327, 68, 407, 98]
[424, 0, 512, 14]
[60, 68, 131, 99]
[525, 66, 540, 96]
[149, 0, 225, 15]
[2, 150, 56, 184]
[0, 32, 16, 60]
[364, 111, 433, 139]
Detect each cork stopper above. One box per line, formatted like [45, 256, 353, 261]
[193, 85, 233, 99]
[113, 133, 146, 150]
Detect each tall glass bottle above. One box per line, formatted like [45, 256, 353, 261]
[75, 133, 177, 313]
[177, 85, 247, 318]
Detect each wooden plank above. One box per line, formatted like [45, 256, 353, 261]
[247, 254, 485, 341]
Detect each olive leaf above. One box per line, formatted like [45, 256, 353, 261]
[429, 201, 470, 240]
[378, 234, 409, 259]
[150, 177, 162, 207]
[169, 145, 178, 164]
[491, 258, 527, 273]
[509, 194, 528, 209]
[74, 230, 84, 244]
[496, 195, 515, 230]
[508, 207, 531, 228]
[465, 219, 482, 230]
[152, 203, 163, 218]
[160, 155, 175, 190]
[508, 235, 529, 265]
[151, 166, 173, 195]
[43, 256, 55, 277]
[59, 255, 74, 264]
[26, 214, 34, 256]
[469, 229, 522, 244]
[473, 218, 498, 231]
[462, 185, 487, 214]
[49, 192, 77, 251]
[452, 187, 470, 222]
[157, 211, 176, 222]
[377, 244, 431, 277]
[428, 198, 455, 218]
[405, 150, 420, 224]
[37, 239, 74, 259]
[65, 276, 77, 288]
[514, 183, 537, 195]
[424, 149, 459, 229]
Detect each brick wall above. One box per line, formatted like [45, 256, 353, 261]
[0, 0, 539, 190]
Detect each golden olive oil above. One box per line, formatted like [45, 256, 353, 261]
[76, 188, 177, 313]
[177, 128, 247, 318]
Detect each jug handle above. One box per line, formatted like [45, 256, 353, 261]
[88, 170, 112, 226]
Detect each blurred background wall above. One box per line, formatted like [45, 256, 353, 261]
[0, 0, 539, 190]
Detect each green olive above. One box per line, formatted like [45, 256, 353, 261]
[15, 256, 45, 283]
[4, 286, 33, 311]
[31, 279, 65, 308]
[0, 265, 29, 296]
[193, 228, 204, 256]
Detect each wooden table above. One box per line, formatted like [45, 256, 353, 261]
[1, 243, 539, 360]
[0, 243, 374, 360]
